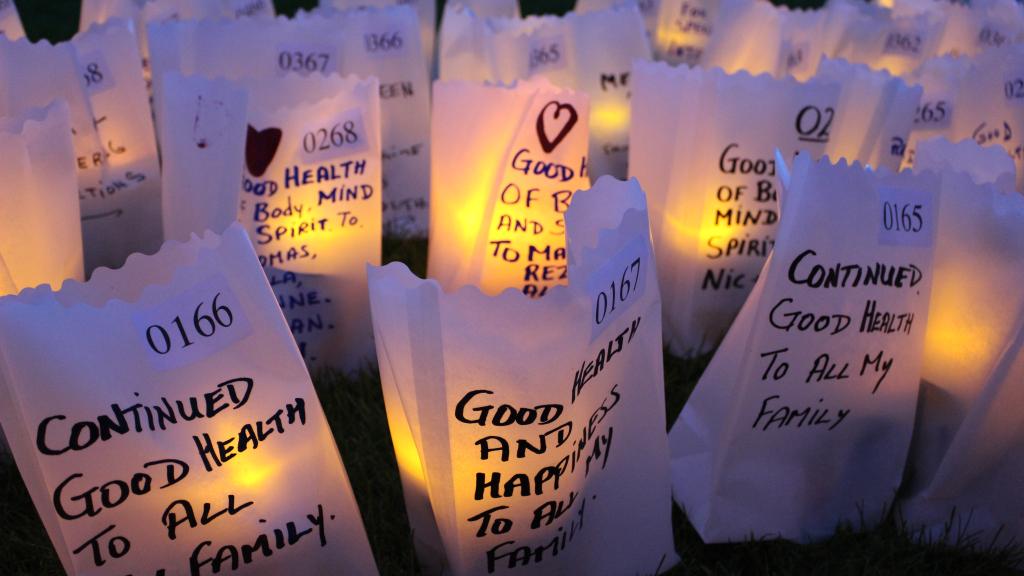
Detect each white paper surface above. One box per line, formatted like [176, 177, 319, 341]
[0, 225, 378, 575]
[438, 3, 651, 179]
[669, 154, 939, 543]
[369, 176, 678, 575]
[159, 73, 382, 373]
[0, 20, 162, 273]
[0, 101, 84, 296]
[429, 78, 590, 297]
[149, 6, 431, 236]
[629, 58, 920, 356]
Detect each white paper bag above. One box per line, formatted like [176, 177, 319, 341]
[891, 138, 1024, 546]
[891, 0, 1024, 58]
[149, 6, 431, 236]
[80, 0, 276, 94]
[699, 0, 856, 81]
[897, 56, 971, 170]
[0, 224, 378, 575]
[0, 20, 162, 273]
[942, 44, 1024, 192]
[0, 0, 23, 40]
[328, 0, 436, 73]
[369, 175, 678, 575]
[439, 3, 649, 179]
[576, 0, 660, 43]
[651, 0, 719, 65]
[0, 101, 84, 296]
[429, 78, 590, 296]
[629, 59, 920, 356]
[833, 4, 945, 76]
[158, 72, 382, 372]
[669, 153, 938, 542]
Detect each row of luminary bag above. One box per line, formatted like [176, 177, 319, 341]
[0, 3, 1023, 576]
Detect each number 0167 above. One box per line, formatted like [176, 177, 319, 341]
[595, 257, 641, 325]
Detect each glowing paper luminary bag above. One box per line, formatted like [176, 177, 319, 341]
[629, 59, 920, 356]
[158, 72, 382, 372]
[943, 44, 1024, 191]
[669, 154, 938, 542]
[0, 20, 162, 273]
[898, 57, 971, 170]
[576, 0, 660, 42]
[0, 0, 23, 40]
[79, 0, 275, 92]
[650, 0, 719, 65]
[149, 6, 430, 236]
[0, 225, 378, 575]
[328, 0, 436, 73]
[894, 139, 1024, 546]
[889, 0, 1024, 58]
[438, 3, 649, 179]
[0, 102, 84, 296]
[430, 79, 589, 296]
[833, 5, 945, 77]
[369, 176, 678, 575]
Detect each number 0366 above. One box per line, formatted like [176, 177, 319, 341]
[595, 257, 642, 325]
[146, 293, 234, 355]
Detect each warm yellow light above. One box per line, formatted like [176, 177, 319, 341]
[591, 101, 631, 135]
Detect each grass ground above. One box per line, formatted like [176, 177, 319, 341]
[2, 1, 1022, 574]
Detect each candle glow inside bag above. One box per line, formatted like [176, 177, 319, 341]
[0, 225, 378, 575]
[944, 44, 1024, 192]
[669, 154, 939, 543]
[369, 176, 678, 575]
[158, 73, 382, 373]
[439, 3, 649, 179]
[0, 101, 84, 296]
[430, 78, 590, 297]
[898, 56, 971, 170]
[0, 0, 23, 40]
[0, 20, 162, 273]
[897, 138, 1024, 546]
[651, 0, 719, 66]
[79, 0, 276, 94]
[149, 6, 431, 236]
[629, 59, 920, 357]
[328, 0, 436, 73]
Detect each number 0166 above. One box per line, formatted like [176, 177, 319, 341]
[146, 293, 234, 355]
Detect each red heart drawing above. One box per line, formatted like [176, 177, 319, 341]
[535, 100, 578, 154]
[245, 124, 282, 178]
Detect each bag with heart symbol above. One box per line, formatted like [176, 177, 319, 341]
[890, 137, 1024, 547]
[438, 2, 650, 179]
[0, 101, 85, 297]
[369, 176, 678, 576]
[0, 0, 23, 40]
[79, 0, 276, 95]
[149, 5, 430, 237]
[0, 20, 162, 274]
[0, 224, 379, 576]
[157, 72, 381, 373]
[430, 78, 590, 297]
[669, 153, 938, 543]
[629, 59, 920, 357]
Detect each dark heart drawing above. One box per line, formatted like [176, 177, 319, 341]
[245, 124, 282, 177]
[536, 100, 578, 154]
